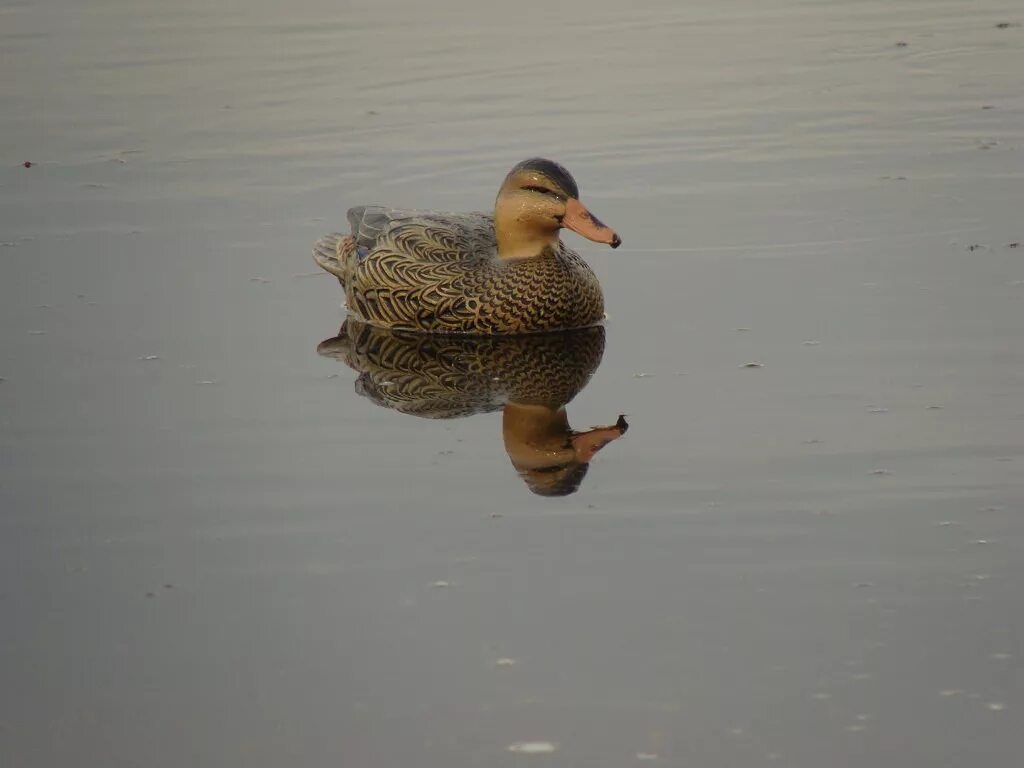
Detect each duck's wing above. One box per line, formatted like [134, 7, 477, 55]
[349, 207, 495, 262]
[343, 208, 501, 332]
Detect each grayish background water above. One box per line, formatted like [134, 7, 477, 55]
[2, 0, 1022, 765]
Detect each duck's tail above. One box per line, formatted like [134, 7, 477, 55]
[313, 233, 356, 286]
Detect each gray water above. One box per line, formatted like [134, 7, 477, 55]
[2, 1, 1023, 765]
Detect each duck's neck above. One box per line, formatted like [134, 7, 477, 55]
[494, 202, 560, 260]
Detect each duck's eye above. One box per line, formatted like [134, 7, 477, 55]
[522, 185, 562, 199]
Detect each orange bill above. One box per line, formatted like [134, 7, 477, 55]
[563, 198, 622, 248]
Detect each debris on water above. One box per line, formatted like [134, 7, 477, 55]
[803, 439, 823, 444]
[935, 521, 958, 527]
[967, 244, 982, 251]
[867, 407, 888, 413]
[994, 22, 1020, 28]
[507, 742, 557, 754]
[248, 277, 271, 284]
[987, 702, 1006, 711]
[636, 753, 659, 761]
[939, 689, 964, 697]
[740, 362, 763, 369]
[894, 41, 908, 47]
[970, 574, 992, 581]
[1008, 242, 1020, 248]
[326, 373, 339, 379]
[870, 469, 891, 476]
[23, 161, 33, 168]
[971, 539, 991, 545]
[138, 355, 160, 361]
[431, 580, 450, 588]
[802, 340, 820, 346]
[981, 105, 995, 109]
[495, 658, 517, 666]
[633, 372, 654, 378]
[736, 327, 751, 332]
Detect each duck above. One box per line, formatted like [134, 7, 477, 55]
[313, 158, 621, 335]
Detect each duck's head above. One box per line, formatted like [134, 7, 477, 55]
[494, 158, 622, 260]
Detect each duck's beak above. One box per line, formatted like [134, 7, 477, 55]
[563, 198, 622, 248]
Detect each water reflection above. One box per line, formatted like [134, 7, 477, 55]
[317, 321, 628, 496]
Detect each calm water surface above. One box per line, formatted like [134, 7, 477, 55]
[2, 0, 1023, 765]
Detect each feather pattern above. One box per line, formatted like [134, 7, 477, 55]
[314, 206, 605, 335]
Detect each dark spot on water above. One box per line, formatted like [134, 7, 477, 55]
[967, 244, 982, 251]
[994, 22, 1020, 29]
[895, 41, 908, 47]
[1008, 242, 1020, 248]
[22, 161, 32, 168]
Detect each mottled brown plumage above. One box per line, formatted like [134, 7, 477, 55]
[313, 159, 621, 335]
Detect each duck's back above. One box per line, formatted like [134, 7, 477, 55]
[332, 207, 604, 335]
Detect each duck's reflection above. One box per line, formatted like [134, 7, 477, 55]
[317, 321, 627, 496]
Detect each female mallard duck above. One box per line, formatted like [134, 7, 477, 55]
[313, 158, 621, 335]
